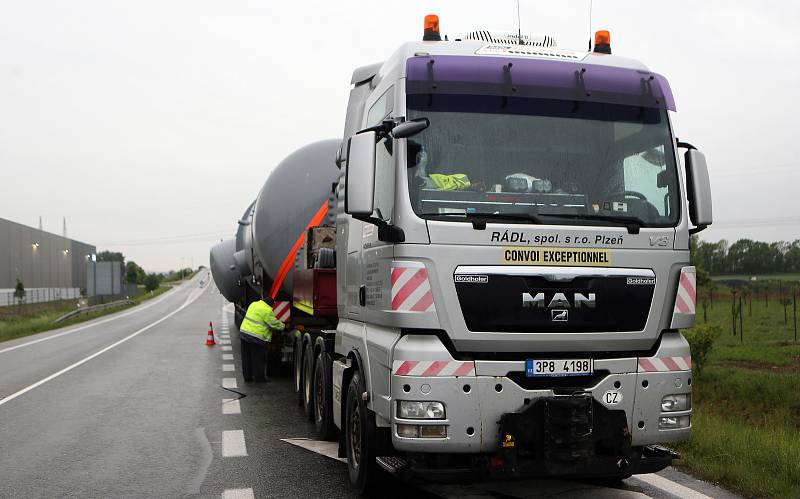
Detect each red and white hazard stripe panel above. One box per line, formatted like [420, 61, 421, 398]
[673, 267, 696, 315]
[393, 360, 475, 377]
[391, 262, 436, 313]
[638, 356, 692, 372]
[273, 301, 291, 323]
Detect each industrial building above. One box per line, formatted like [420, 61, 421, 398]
[0, 217, 96, 304]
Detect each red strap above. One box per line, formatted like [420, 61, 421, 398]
[269, 200, 329, 298]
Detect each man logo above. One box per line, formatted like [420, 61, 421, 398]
[551, 310, 569, 322]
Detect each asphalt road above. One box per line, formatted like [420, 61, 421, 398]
[0, 276, 737, 498]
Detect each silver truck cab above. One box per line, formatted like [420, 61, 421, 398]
[332, 20, 712, 483]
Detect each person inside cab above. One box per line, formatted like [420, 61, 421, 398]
[240, 292, 285, 341]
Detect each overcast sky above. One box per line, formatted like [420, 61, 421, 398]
[1, 1, 798, 271]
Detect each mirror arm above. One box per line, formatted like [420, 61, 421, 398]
[676, 139, 696, 150]
[352, 214, 405, 243]
[689, 224, 707, 235]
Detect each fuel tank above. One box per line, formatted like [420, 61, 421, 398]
[251, 139, 339, 297]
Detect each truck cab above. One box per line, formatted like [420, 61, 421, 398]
[332, 17, 711, 489]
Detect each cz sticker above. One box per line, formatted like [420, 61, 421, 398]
[603, 390, 623, 406]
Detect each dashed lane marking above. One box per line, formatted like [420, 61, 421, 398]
[222, 430, 247, 457]
[222, 364, 235, 372]
[635, 473, 714, 499]
[222, 378, 238, 389]
[222, 346, 233, 351]
[222, 489, 254, 499]
[219, 340, 231, 345]
[222, 354, 234, 360]
[281, 438, 346, 463]
[222, 398, 241, 415]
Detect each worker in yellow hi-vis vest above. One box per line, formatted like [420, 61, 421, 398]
[240, 294, 285, 341]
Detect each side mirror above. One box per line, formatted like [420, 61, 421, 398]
[345, 131, 376, 216]
[684, 148, 713, 232]
[391, 118, 429, 139]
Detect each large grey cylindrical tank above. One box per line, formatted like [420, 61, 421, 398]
[252, 139, 339, 297]
[209, 238, 240, 303]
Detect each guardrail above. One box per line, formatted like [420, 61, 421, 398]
[53, 299, 135, 324]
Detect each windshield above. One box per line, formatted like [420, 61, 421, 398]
[406, 94, 680, 227]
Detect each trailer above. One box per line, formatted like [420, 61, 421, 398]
[211, 14, 712, 493]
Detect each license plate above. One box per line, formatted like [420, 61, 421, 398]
[526, 359, 593, 377]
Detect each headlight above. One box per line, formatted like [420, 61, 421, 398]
[397, 401, 445, 419]
[659, 415, 691, 430]
[661, 393, 691, 412]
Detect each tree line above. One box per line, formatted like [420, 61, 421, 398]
[690, 237, 800, 275]
[96, 251, 194, 292]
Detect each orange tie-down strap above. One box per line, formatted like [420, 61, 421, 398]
[269, 200, 329, 299]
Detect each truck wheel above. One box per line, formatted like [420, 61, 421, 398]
[313, 350, 336, 441]
[252, 345, 267, 382]
[302, 342, 315, 421]
[240, 339, 253, 382]
[345, 370, 379, 494]
[294, 336, 304, 407]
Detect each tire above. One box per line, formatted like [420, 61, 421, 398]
[251, 344, 267, 382]
[294, 335, 304, 407]
[240, 338, 253, 382]
[345, 370, 379, 494]
[313, 350, 337, 441]
[302, 341, 315, 421]
[315, 247, 336, 269]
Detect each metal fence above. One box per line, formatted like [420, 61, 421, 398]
[0, 287, 81, 307]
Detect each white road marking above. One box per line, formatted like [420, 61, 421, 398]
[0, 285, 179, 356]
[219, 339, 231, 345]
[281, 438, 346, 463]
[222, 346, 232, 351]
[222, 398, 241, 415]
[220, 335, 231, 340]
[222, 378, 238, 389]
[222, 489, 254, 499]
[222, 430, 247, 457]
[0, 283, 206, 407]
[222, 364, 235, 372]
[222, 354, 234, 360]
[635, 473, 714, 499]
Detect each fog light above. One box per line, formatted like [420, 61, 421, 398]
[659, 415, 690, 429]
[396, 424, 419, 438]
[397, 401, 445, 419]
[661, 393, 691, 412]
[419, 425, 447, 438]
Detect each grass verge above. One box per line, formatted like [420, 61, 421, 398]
[0, 285, 171, 343]
[676, 295, 800, 498]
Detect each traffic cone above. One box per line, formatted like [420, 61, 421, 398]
[205, 321, 216, 346]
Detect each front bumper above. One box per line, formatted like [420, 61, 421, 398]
[389, 333, 691, 459]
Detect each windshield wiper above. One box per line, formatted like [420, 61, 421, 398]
[537, 213, 645, 234]
[419, 212, 542, 230]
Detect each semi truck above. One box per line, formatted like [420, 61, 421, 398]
[210, 15, 712, 493]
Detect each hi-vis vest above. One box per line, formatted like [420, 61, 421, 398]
[240, 300, 285, 341]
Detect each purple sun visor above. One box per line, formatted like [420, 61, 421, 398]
[405, 55, 675, 111]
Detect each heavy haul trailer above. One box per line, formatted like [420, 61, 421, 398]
[211, 15, 713, 493]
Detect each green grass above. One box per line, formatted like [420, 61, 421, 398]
[0, 285, 171, 343]
[710, 272, 800, 282]
[674, 410, 800, 498]
[677, 294, 800, 497]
